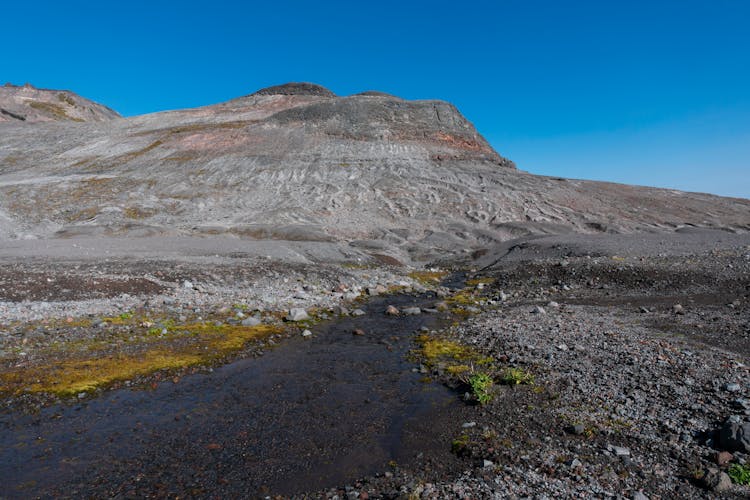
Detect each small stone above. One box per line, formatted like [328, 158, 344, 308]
[402, 307, 421, 315]
[715, 450, 733, 466]
[673, 304, 684, 315]
[607, 445, 630, 456]
[332, 305, 349, 316]
[639, 306, 650, 313]
[77, 392, 87, 399]
[482, 459, 494, 468]
[385, 305, 399, 315]
[462, 422, 477, 428]
[352, 329, 365, 336]
[301, 329, 312, 338]
[701, 467, 732, 492]
[531, 305, 546, 314]
[351, 309, 366, 317]
[725, 382, 742, 392]
[547, 301, 560, 308]
[557, 344, 569, 351]
[183, 280, 194, 289]
[570, 424, 585, 435]
[718, 416, 750, 452]
[286, 308, 310, 322]
[568, 458, 582, 468]
[241, 317, 261, 327]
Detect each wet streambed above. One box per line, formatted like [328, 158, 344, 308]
[0, 293, 463, 498]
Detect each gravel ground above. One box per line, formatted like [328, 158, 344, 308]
[310, 235, 750, 499]
[1, 232, 749, 498]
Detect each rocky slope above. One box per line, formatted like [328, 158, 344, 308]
[0, 82, 748, 262]
[0, 83, 120, 123]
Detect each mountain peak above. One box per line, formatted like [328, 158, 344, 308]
[252, 82, 336, 97]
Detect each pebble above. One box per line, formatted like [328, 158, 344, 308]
[286, 308, 310, 322]
[352, 329, 365, 336]
[385, 305, 399, 315]
[241, 317, 261, 327]
[402, 307, 421, 315]
[301, 329, 312, 337]
[183, 280, 194, 289]
[718, 416, 750, 452]
[701, 467, 732, 492]
[607, 445, 630, 456]
[715, 450, 733, 466]
[462, 422, 477, 428]
[531, 305, 546, 314]
[569, 424, 585, 435]
[672, 304, 684, 315]
[725, 382, 742, 392]
[351, 309, 366, 317]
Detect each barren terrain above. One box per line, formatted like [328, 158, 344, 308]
[0, 83, 748, 498]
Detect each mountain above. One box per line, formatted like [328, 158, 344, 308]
[0, 82, 748, 260]
[0, 83, 120, 123]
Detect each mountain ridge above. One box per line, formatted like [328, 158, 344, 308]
[0, 83, 120, 123]
[0, 82, 748, 261]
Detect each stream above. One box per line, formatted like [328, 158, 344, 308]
[0, 292, 463, 498]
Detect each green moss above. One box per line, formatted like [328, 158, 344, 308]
[408, 270, 448, 285]
[466, 277, 495, 286]
[0, 321, 280, 397]
[501, 367, 535, 386]
[451, 433, 470, 455]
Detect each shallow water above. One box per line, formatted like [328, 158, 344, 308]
[0, 293, 460, 498]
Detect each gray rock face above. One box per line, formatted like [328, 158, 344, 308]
[0, 82, 748, 250]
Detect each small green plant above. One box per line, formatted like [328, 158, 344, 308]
[501, 367, 534, 386]
[119, 312, 134, 321]
[451, 433, 470, 455]
[728, 463, 750, 485]
[469, 372, 494, 404]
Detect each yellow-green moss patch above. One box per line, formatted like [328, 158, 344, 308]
[408, 270, 448, 285]
[466, 277, 495, 286]
[0, 323, 280, 397]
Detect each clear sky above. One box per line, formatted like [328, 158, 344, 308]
[3, 0, 749, 198]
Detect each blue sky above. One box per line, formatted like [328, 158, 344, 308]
[3, 0, 749, 198]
